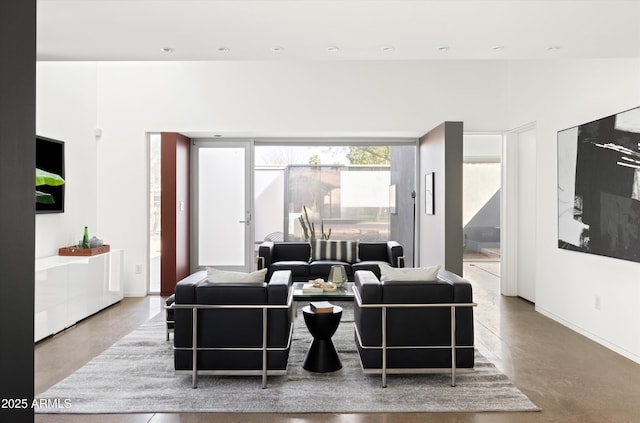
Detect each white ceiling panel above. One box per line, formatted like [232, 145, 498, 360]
[37, 0, 640, 61]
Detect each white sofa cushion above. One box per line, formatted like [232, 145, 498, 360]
[379, 263, 441, 283]
[206, 267, 267, 283]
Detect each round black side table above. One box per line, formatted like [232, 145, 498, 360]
[302, 305, 343, 373]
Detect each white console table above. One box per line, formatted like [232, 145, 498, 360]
[34, 249, 124, 342]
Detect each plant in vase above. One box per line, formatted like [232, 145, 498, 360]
[298, 205, 331, 241]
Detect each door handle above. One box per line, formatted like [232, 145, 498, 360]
[239, 212, 251, 225]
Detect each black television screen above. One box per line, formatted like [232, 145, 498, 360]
[36, 135, 65, 213]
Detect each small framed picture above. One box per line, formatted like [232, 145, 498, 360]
[425, 172, 434, 215]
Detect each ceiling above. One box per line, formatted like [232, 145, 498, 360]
[37, 0, 640, 61]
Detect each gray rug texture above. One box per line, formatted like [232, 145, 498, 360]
[36, 304, 539, 414]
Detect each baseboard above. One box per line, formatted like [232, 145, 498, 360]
[124, 291, 148, 298]
[536, 305, 640, 365]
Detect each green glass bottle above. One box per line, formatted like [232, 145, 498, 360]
[82, 226, 90, 249]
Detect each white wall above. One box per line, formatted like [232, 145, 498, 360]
[464, 134, 502, 159]
[35, 63, 99, 258]
[514, 127, 537, 303]
[506, 59, 640, 363]
[92, 60, 508, 296]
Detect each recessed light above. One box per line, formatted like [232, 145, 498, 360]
[437, 46, 449, 52]
[217, 47, 230, 53]
[381, 45, 395, 52]
[491, 45, 504, 51]
[160, 47, 174, 53]
[326, 45, 340, 52]
[271, 46, 284, 52]
[547, 46, 561, 51]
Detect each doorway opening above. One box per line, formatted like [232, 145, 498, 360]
[148, 133, 161, 294]
[463, 133, 502, 279]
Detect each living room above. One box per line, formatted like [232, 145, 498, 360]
[2, 1, 640, 421]
[35, 49, 640, 368]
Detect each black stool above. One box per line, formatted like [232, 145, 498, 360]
[302, 305, 343, 372]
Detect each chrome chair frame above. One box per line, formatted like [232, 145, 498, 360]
[353, 287, 476, 387]
[167, 287, 294, 389]
[165, 309, 174, 341]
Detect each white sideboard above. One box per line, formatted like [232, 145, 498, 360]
[34, 249, 124, 342]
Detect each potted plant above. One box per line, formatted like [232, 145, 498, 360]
[298, 205, 331, 240]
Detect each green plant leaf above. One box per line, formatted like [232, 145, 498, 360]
[36, 190, 55, 204]
[36, 168, 65, 187]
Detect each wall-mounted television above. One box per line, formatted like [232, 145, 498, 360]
[36, 135, 65, 214]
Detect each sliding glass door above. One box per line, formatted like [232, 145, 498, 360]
[192, 140, 253, 272]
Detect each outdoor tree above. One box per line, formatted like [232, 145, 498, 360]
[346, 146, 390, 164]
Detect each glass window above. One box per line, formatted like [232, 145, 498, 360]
[255, 145, 394, 243]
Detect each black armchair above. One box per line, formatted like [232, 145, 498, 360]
[353, 269, 476, 387]
[170, 269, 294, 388]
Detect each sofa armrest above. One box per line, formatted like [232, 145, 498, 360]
[174, 270, 208, 303]
[353, 270, 383, 350]
[354, 270, 382, 303]
[172, 270, 208, 350]
[438, 269, 473, 303]
[386, 241, 404, 268]
[267, 270, 292, 305]
[258, 242, 275, 269]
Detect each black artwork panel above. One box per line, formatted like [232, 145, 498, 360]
[598, 192, 640, 262]
[558, 107, 640, 263]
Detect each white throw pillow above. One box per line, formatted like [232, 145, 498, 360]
[206, 267, 267, 283]
[379, 263, 441, 283]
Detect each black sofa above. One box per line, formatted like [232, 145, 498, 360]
[171, 269, 293, 388]
[353, 269, 475, 387]
[257, 240, 404, 282]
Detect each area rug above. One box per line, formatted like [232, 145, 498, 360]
[36, 305, 539, 413]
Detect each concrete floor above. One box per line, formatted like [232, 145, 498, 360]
[34, 263, 640, 422]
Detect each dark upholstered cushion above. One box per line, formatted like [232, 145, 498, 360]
[270, 261, 310, 277]
[272, 242, 311, 262]
[358, 242, 388, 261]
[309, 260, 353, 278]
